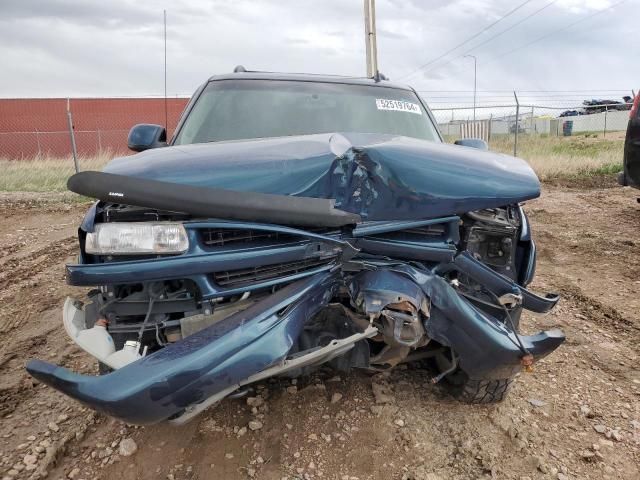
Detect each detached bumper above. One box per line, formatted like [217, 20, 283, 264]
[27, 272, 338, 425]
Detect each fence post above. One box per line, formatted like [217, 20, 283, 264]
[66, 98, 80, 173]
[35, 128, 41, 157]
[530, 106, 535, 134]
[603, 105, 608, 138]
[450, 110, 454, 137]
[488, 113, 493, 143]
[513, 91, 520, 157]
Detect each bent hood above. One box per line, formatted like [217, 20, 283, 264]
[104, 132, 540, 221]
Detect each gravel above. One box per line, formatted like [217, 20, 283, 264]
[2, 186, 640, 480]
[248, 420, 263, 431]
[118, 438, 138, 457]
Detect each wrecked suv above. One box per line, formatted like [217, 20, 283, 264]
[27, 70, 564, 425]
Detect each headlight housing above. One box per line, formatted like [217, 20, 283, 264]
[85, 222, 189, 255]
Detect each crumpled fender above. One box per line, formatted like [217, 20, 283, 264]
[27, 272, 338, 425]
[350, 264, 564, 380]
[452, 252, 559, 313]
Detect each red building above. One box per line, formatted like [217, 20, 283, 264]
[0, 97, 190, 159]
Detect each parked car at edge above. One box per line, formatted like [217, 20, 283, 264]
[26, 69, 564, 425]
[619, 92, 640, 190]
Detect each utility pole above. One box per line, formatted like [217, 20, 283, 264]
[364, 0, 378, 78]
[164, 10, 168, 132]
[464, 55, 477, 122]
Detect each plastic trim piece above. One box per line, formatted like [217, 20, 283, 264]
[67, 171, 361, 228]
[170, 325, 378, 424]
[27, 273, 339, 424]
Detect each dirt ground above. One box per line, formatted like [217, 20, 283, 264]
[0, 184, 639, 480]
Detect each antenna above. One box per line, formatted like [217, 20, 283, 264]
[163, 9, 168, 132]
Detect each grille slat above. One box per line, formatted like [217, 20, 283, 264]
[201, 229, 298, 247]
[200, 227, 334, 248]
[213, 257, 336, 288]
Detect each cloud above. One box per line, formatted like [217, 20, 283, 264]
[0, 0, 636, 100]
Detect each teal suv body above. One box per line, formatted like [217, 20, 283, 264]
[27, 71, 564, 424]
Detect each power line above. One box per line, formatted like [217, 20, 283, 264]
[482, 0, 629, 65]
[421, 93, 631, 98]
[396, 0, 535, 80]
[418, 0, 560, 77]
[416, 89, 631, 93]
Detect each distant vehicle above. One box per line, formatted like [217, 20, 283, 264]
[509, 123, 526, 133]
[559, 97, 633, 118]
[583, 98, 632, 114]
[559, 110, 583, 117]
[618, 92, 640, 191]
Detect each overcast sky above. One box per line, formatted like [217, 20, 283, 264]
[0, 0, 637, 103]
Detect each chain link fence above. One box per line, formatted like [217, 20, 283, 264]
[428, 95, 631, 179]
[0, 97, 188, 192]
[0, 93, 633, 192]
[431, 101, 632, 150]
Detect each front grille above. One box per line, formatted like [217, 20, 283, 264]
[212, 256, 336, 288]
[200, 228, 301, 247]
[397, 225, 447, 237]
[370, 223, 450, 242]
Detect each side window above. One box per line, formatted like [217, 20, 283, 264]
[172, 83, 206, 144]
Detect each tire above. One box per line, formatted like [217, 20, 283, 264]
[452, 377, 513, 404]
[431, 303, 522, 404]
[434, 351, 513, 404]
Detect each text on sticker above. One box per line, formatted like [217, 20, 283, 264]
[375, 99, 422, 115]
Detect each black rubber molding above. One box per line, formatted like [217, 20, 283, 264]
[67, 171, 361, 227]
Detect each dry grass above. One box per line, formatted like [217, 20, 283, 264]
[0, 152, 113, 192]
[489, 133, 624, 181]
[0, 135, 625, 192]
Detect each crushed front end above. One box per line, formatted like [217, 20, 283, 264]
[27, 134, 565, 424]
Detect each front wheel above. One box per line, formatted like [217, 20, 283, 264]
[434, 351, 514, 404]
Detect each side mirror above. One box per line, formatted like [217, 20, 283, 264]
[454, 138, 489, 151]
[127, 124, 167, 152]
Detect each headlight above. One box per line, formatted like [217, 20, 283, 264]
[85, 222, 189, 255]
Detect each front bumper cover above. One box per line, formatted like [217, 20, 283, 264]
[28, 272, 339, 424]
[28, 258, 564, 424]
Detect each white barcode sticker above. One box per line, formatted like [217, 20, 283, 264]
[375, 99, 422, 115]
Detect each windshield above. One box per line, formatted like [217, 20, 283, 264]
[174, 79, 440, 145]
